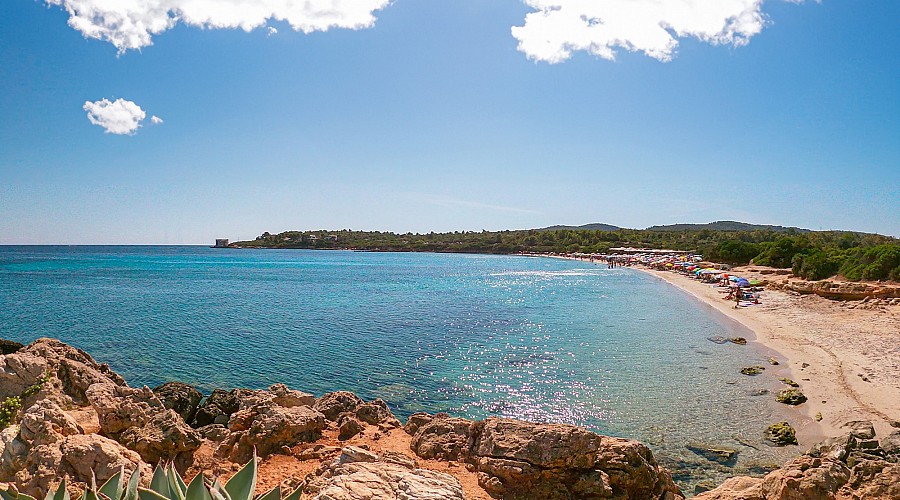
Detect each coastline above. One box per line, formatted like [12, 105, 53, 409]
[545, 255, 900, 446]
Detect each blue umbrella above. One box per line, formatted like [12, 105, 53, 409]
[735, 278, 750, 287]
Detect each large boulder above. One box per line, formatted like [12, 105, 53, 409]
[0, 399, 150, 497]
[86, 383, 201, 465]
[409, 415, 479, 461]
[408, 414, 682, 500]
[304, 446, 464, 500]
[0, 338, 125, 406]
[698, 429, 900, 500]
[314, 391, 364, 421]
[217, 401, 327, 463]
[153, 382, 203, 423]
[355, 399, 401, 428]
[191, 385, 314, 427]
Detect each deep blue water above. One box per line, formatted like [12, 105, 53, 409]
[0, 246, 798, 485]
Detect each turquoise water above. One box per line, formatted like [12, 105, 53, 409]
[0, 246, 798, 488]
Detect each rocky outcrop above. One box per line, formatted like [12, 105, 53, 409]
[0, 338, 125, 406]
[769, 279, 900, 301]
[313, 391, 365, 421]
[86, 383, 201, 465]
[304, 446, 465, 500]
[697, 421, 900, 500]
[191, 384, 315, 427]
[0, 399, 150, 497]
[153, 382, 203, 423]
[407, 413, 683, 500]
[217, 401, 326, 463]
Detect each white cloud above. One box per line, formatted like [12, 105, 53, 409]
[267, 26, 278, 37]
[45, 0, 391, 53]
[511, 0, 801, 63]
[150, 115, 164, 125]
[83, 98, 147, 135]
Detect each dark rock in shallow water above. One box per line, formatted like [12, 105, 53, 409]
[779, 377, 800, 387]
[686, 443, 739, 465]
[0, 338, 24, 354]
[750, 388, 770, 396]
[764, 422, 798, 446]
[729, 337, 747, 345]
[707, 336, 729, 344]
[694, 480, 717, 494]
[153, 381, 202, 423]
[740, 366, 765, 376]
[767, 357, 780, 365]
[776, 389, 807, 405]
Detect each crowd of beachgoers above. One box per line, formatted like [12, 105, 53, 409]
[527, 251, 766, 308]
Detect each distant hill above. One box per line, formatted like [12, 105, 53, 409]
[645, 221, 810, 233]
[538, 223, 621, 231]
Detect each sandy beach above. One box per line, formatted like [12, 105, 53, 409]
[606, 262, 900, 448]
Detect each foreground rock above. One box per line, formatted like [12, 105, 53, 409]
[153, 381, 203, 423]
[0, 399, 150, 496]
[304, 446, 465, 500]
[696, 420, 900, 500]
[0, 338, 125, 407]
[86, 383, 201, 465]
[408, 413, 683, 500]
[217, 401, 326, 463]
[192, 384, 315, 427]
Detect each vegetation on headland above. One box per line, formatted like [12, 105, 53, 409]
[231, 223, 900, 281]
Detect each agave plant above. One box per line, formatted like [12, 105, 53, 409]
[2, 454, 302, 500]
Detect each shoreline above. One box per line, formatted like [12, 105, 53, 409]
[544, 254, 900, 445]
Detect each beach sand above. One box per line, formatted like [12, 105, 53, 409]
[636, 265, 900, 444]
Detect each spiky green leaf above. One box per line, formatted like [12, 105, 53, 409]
[223, 457, 256, 500]
[18, 494, 36, 500]
[253, 487, 279, 500]
[165, 465, 184, 500]
[184, 474, 211, 500]
[137, 489, 168, 500]
[123, 469, 140, 500]
[149, 466, 170, 498]
[0, 487, 16, 500]
[52, 478, 69, 500]
[171, 466, 187, 498]
[282, 486, 302, 500]
[99, 469, 124, 500]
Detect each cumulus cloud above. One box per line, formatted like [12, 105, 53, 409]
[511, 0, 801, 63]
[83, 98, 148, 135]
[267, 26, 278, 36]
[44, 0, 391, 53]
[150, 115, 164, 125]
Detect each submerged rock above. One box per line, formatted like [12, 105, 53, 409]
[686, 444, 738, 465]
[778, 377, 799, 388]
[740, 366, 765, 376]
[728, 337, 747, 345]
[775, 389, 807, 406]
[764, 422, 798, 446]
[707, 336, 729, 344]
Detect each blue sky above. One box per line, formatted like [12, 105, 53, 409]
[1, 0, 898, 244]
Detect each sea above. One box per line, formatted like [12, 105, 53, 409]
[0, 246, 801, 491]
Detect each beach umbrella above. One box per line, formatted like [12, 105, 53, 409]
[735, 278, 750, 287]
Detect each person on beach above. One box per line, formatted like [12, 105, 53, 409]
[734, 286, 742, 308]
